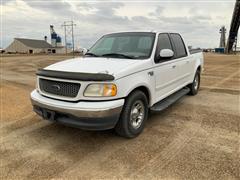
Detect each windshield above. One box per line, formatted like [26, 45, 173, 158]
[87, 32, 156, 59]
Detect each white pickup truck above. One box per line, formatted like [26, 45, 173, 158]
[31, 31, 204, 138]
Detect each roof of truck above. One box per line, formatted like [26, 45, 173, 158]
[104, 30, 179, 35]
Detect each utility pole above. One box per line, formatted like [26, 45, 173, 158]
[63, 22, 67, 54]
[62, 21, 76, 56]
[72, 22, 75, 56]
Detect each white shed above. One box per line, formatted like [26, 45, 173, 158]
[5, 38, 55, 54]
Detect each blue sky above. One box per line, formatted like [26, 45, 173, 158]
[1, 0, 238, 49]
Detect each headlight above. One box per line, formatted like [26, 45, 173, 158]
[84, 84, 117, 97]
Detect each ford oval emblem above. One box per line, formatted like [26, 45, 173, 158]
[52, 84, 61, 91]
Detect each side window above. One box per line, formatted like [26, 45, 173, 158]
[170, 34, 187, 58]
[155, 34, 173, 63]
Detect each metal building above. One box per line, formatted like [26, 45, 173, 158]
[5, 38, 52, 54]
[50, 25, 62, 47]
[4, 38, 64, 54]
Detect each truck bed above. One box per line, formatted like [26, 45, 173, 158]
[189, 49, 203, 54]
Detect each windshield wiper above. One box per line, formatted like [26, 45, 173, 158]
[101, 53, 135, 59]
[85, 52, 99, 57]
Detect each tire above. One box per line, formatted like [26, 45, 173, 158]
[115, 90, 149, 138]
[188, 70, 200, 96]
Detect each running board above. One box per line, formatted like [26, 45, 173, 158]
[150, 87, 190, 112]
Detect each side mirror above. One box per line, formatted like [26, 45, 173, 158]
[82, 48, 88, 55]
[159, 49, 174, 58]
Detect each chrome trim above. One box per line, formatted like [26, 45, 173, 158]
[31, 98, 123, 118]
[37, 76, 83, 101]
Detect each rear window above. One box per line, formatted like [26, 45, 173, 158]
[170, 34, 187, 58]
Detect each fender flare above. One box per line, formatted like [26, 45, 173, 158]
[125, 84, 153, 106]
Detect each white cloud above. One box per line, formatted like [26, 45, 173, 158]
[1, 0, 238, 49]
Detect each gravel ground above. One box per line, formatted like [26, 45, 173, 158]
[0, 53, 239, 179]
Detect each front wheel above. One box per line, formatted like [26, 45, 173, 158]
[188, 70, 200, 95]
[115, 90, 148, 138]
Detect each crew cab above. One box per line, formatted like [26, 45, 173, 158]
[31, 31, 204, 138]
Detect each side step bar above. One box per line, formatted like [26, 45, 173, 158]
[150, 87, 190, 112]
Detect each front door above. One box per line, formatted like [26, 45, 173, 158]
[153, 33, 180, 102]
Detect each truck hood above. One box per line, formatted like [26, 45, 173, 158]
[45, 57, 148, 79]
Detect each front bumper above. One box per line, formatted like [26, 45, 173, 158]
[30, 90, 124, 130]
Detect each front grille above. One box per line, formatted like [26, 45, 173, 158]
[39, 78, 80, 98]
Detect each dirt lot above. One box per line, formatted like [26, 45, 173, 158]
[0, 53, 239, 179]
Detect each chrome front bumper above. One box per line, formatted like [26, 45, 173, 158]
[30, 90, 124, 130]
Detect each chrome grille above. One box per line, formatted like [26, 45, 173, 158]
[39, 78, 80, 98]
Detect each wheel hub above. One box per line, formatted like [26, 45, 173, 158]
[130, 100, 145, 129]
[194, 74, 199, 90]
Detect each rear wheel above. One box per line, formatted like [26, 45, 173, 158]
[188, 70, 200, 95]
[115, 90, 148, 138]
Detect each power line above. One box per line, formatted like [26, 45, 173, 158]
[62, 21, 76, 56]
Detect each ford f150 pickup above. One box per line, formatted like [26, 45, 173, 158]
[31, 31, 204, 138]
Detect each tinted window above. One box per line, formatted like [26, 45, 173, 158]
[155, 34, 173, 62]
[157, 34, 173, 51]
[170, 34, 187, 58]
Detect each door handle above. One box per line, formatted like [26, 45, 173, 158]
[186, 61, 190, 64]
[148, 71, 154, 76]
[172, 65, 176, 68]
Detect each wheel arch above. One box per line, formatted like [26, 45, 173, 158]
[194, 56, 203, 74]
[126, 85, 152, 107]
[197, 65, 202, 72]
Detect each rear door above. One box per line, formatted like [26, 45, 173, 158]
[169, 33, 191, 86]
[153, 33, 180, 102]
